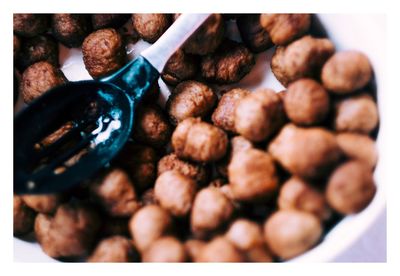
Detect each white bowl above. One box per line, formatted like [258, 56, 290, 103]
[14, 14, 386, 262]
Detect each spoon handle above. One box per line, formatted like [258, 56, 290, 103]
[141, 14, 211, 72]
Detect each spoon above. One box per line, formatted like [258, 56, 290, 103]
[14, 14, 211, 194]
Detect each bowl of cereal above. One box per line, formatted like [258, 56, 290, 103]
[13, 13, 385, 262]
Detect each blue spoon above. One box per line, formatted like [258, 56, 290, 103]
[14, 14, 210, 194]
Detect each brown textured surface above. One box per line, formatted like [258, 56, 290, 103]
[88, 236, 137, 262]
[268, 124, 342, 179]
[167, 80, 217, 125]
[20, 61, 67, 103]
[161, 49, 198, 86]
[326, 161, 376, 214]
[201, 40, 255, 84]
[52, 14, 91, 48]
[263, 210, 322, 259]
[82, 28, 126, 78]
[172, 118, 228, 162]
[260, 14, 310, 45]
[228, 148, 278, 201]
[132, 14, 171, 43]
[14, 14, 49, 37]
[322, 51, 372, 94]
[271, 36, 335, 87]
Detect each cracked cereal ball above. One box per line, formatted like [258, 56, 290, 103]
[88, 236, 138, 262]
[90, 168, 140, 217]
[14, 195, 36, 236]
[82, 28, 126, 79]
[142, 236, 187, 262]
[260, 14, 311, 45]
[92, 14, 130, 30]
[16, 34, 59, 70]
[114, 143, 158, 192]
[196, 236, 244, 262]
[334, 94, 379, 134]
[22, 194, 62, 214]
[268, 124, 342, 179]
[336, 133, 378, 168]
[212, 88, 250, 133]
[128, 205, 172, 252]
[271, 35, 335, 87]
[166, 80, 217, 125]
[278, 177, 331, 220]
[264, 210, 322, 260]
[157, 153, 210, 186]
[237, 14, 274, 53]
[52, 14, 91, 48]
[34, 202, 101, 258]
[154, 171, 197, 217]
[132, 104, 172, 148]
[161, 49, 198, 86]
[180, 13, 224, 55]
[191, 187, 234, 236]
[228, 148, 278, 202]
[172, 118, 228, 163]
[132, 14, 171, 43]
[14, 14, 49, 37]
[322, 51, 372, 94]
[20, 61, 67, 104]
[235, 88, 286, 142]
[201, 40, 255, 84]
[326, 161, 376, 214]
[284, 78, 330, 125]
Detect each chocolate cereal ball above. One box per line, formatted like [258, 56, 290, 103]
[235, 88, 286, 142]
[114, 143, 158, 192]
[132, 104, 172, 148]
[278, 177, 331, 220]
[228, 148, 278, 202]
[191, 187, 234, 236]
[82, 28, 126, 79]
[264, 210, 322, 260]
[142, 236, 187, 262]
[271, 36, 335, 87]
[196, 236, 244, 262]
[132, 14, 171, 43]
[13, 14, 49, 37]
[268, 124, 342, 179]
[128, 205, 172, 252]
[336, 133, 378, 168]
[201, 40, 255, 84]
[184, 239, 206, 261]
[90, 168, 140, 217]
[88, 236, 137, 262]
[52, 14, 91, 48]
[284, 78, 330, 125]
[237, 14, 274, 53]
[20, 61, 67, 103]
[16, 34, 59, 70]
[35, 202, 101, 258]
[334, 94, 379, 134]
[212, 88, 250, 133]
[161, 49, 198, 86]
[157, 153, 210, 186]
[322, 51, 372, 94]
[14, 195, 36, 236]
[154, 171, 197, 217]
[166, 80, 217, 125]
[260, 14, 311, 45]
[172, 118, 228, 163]
[22, 194, 62, 214]
[92, 14, 130, 30]
[181, 14, 224, 55]
[326, 161, 376, 214]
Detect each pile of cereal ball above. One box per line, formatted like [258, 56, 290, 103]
[14, 13, 379, 262]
